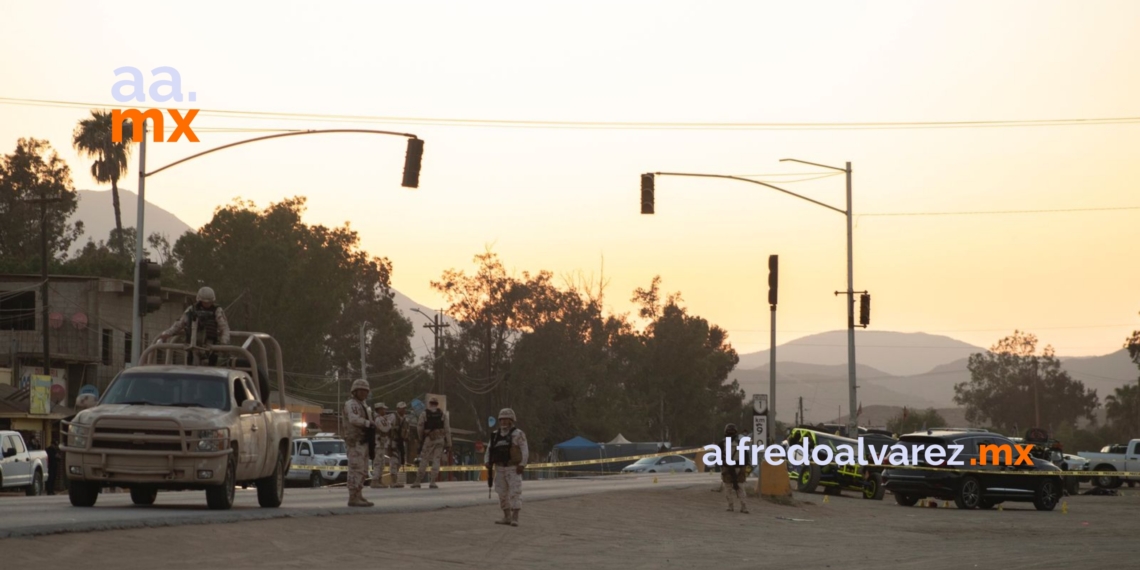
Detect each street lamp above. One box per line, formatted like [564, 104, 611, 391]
[129, 125, 425, 365]
[411, 307, 449, 394]
[640, 159, 861, 438]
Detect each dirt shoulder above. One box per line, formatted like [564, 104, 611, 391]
[6, 484, 1138, 569]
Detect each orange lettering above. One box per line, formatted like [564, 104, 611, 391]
[112, 108, 164, 142]
[167, 109, 199, 142]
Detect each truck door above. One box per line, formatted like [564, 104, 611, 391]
[242, 376, 269, 476]
[233, 377, 257, 479]
[1129, 441, 1140, 480]
[1, 435, 30, 487]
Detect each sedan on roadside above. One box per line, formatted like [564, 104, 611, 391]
[621, 455, 696, 474]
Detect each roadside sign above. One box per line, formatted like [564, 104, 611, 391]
[752, 394, 768, 415]
[753, 414, 767, 443]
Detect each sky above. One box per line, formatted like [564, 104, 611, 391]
[2, 0, 1138, 357]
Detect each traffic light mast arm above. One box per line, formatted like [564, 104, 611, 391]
[650, 172, 847, 215]
[145, 129, 421, 178]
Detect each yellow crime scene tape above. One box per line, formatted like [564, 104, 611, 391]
[290, 447, 706, 473]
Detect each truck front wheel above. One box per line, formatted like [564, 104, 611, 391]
[256, 449, 286, 508]
[206, 455, 236, 510]
[69, 480, 100, 507]
[130, 486, 158, 505]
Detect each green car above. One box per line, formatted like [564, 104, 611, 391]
[784, 428, 894, 500]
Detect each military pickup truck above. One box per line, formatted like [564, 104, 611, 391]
[62, 331, 292, 510]
[1079, 439, 1140, 489]
[1, 430, 49, 496]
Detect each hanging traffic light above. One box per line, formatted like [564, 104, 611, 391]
[140, 259, 163, 315]
[768, 255, 778, 306]
[640, 173, 655, 214]
[401, 138, 424, 188]
[859, 293, 871, 327]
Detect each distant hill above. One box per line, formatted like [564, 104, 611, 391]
[392, 291, 458, 361]
[71, 189, 194, 254]
[735, 330, 982, 377]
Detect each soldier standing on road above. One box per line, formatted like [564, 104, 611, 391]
[343, 379, 375, 507]
[721, 423, 748, 513]
[370, 402, 392, 489]
[485, 408, 528, 526]
[413, 397, 452, 489]
[387, 402, 410, 488]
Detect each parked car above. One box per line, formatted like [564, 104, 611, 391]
[882, 430, 1063, 511]
[0, 431, 48, 496]
[785, 428, 891, 500]
[1078, 439, 1140, 489]
[287, 434, 349, 487]
[621, 455, 695, 473]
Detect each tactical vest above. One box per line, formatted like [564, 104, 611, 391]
[391, 415, 407, 441]
[424, 408, 444, 431]
[184, 304, 220, 344]
[489, 428, 521, 466]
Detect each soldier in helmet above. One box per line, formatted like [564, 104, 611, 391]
[370, 402, 393, 489]
[485, 408, 528, 526]
[343, 379, 375, 507]
[721, 423, 749, 513]
[158, 286, 231, 366]
[386, 401, 410, 488]
[412, 396, 452, 489]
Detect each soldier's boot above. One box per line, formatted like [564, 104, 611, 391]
[727, 504, 734, 512]
[494, 509, 512, 525]
[348, 490, 369, 507]
[360, 493, 374, 507]
[510, 509, 520, 527]
[428, 472, 439, 489]
[739, 502, 749, 514]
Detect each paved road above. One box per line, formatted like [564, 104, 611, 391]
[0, 472, 709, 538]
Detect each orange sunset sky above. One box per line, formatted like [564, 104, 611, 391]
[2, 1, 1138, 356]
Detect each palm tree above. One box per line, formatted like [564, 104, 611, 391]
[72, 110, 133, 254]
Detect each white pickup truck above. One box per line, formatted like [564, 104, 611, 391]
[1078, 439, 1140, 488]
[0, 430, 49, 496]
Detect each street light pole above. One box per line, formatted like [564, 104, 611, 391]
[127, 127, 424, 366]
[642, 158, 860, 438]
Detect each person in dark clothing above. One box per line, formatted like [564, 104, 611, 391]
[46, 440, 59, 495]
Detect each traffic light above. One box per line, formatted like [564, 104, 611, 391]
[859, 293, 871, 327]
[767, 255, 778, 306]
[401, 138, 424, 188]
[140, 259, 162, 315]
[640, 173, 655, 214]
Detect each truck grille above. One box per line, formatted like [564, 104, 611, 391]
[88, 420, 187, 453]
[92, 439, 184, 452]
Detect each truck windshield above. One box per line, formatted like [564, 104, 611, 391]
[102, 373, 230, 411]
[313, 441, 346, 455]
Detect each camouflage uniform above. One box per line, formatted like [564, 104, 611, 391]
[370, 408, 392, 488]
[343, 392, 374, 505]
[387, 407, 410, 487]
[721, 430, 748, 513]
[485, 409, 528, 526]
[413, 404, 452, 488]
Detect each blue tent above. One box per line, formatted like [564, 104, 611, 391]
[554, 436, 600, 449]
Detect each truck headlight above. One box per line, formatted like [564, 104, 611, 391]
[196, 429, 229, 452]
[323, 458, 337, 466]
[69, 424, 89, 448]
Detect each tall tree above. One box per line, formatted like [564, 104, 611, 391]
[72, 110, 133, 253]
[1104, 384, 1140, 437]
[954, 331, 1098, 433]
[0, 138, 82, 272]
[171, 197, 412, 376]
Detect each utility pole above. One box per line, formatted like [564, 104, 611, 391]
[412, 308, 449, 394]
[1032, 358, 1040, 427]
[843, 162, 858, 439]
[129, 120, 148, 367]
[768, 255, 778, 444]
[798, 396, 804, 427]
[359, 322, 368, 384]
[24, 192, 62, 376]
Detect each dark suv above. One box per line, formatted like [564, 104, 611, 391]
[881, 430, 1064, 511]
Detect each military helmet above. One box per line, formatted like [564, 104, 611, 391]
[498, 408, 517, 421]
[197, 286, 216, 302]
[373, 401, 387, 410]
[396, 401, 407, 409]
[350, 379, 370, 392]
[75, 393, 98, 410]
[724, 423, 738, 435]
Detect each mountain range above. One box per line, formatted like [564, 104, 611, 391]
[71, 189, 1138, 414]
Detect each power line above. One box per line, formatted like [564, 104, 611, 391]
[861, 206, 1140, 217]
[5, 96, 1140, 131]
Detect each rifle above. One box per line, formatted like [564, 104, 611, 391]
[365, 424, 377, 461]
[487, 462, 494, 499]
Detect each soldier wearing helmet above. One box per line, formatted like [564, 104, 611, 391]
[343, 378, 375, 507]
[370, 402, 393, 489]
[158, 286, 231, 366]
[485, 407, 528, 526]
[721, 423, 748, 513]
[412, 396, 452, 489]
[385, 402, 410, 488]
